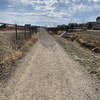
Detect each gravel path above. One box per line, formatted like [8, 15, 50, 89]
[0, 28, 100, 100]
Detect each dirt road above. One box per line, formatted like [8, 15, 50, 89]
[0, 28, 100, 100]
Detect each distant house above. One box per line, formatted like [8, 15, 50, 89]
[68, 23, 78, 29]
[57, 24, 68, 30]
[86, 22, 96, 29]
[86, 16, 100, 30]
[5, 24, 15, 30]
[96, 16, 100, 23]
[78, 23, 87, 29]
[0, 23, 6, 28]
[48, 27, 58, 33]
[93, 16, 100, 30]
[0, 23, 16, 30]
[6, 25, 15, 28]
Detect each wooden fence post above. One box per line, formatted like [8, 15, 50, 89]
[15, 24, 18, 41]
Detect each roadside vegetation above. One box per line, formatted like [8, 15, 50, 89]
[49, 31, 100, 82]
[64, 31, 100, 53]
[0, 31, 38, 81]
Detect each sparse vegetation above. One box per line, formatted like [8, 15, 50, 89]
[0, 31, 38, 81]
[64, 31, 100, 53]
[52, 31, 100, 81]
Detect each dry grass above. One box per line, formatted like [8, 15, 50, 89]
[64, 31, 100, 53]
[0, 31, 38, 80]
[52, 31, 100, 81]
[54, 35, 100, 81]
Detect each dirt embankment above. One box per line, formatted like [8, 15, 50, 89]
[0, 31, 38, 81]
[53, 33, 100, 81]
[64, 31, 100, 53]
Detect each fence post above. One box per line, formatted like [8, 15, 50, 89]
[24, 25, 26, 40]
[31, 26, 34, 34]
[30, 25, 32, 38]
[15, 24, 18, 42]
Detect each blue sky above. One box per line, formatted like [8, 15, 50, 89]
[0, 0, 100, 26]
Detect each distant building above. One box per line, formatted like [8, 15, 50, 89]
[86, 22, 96, 29]
[78, 23, 87, 29]
[6, 24, 15, 28]
[57, 24, 68, 30]
[0, 23, 6, 28]
[93, 16, 100, 29]
[85, 16, 100, 30]
[96, 16, 100, 23]
[68, 23, 78, 29]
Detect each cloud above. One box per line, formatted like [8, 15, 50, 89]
[1, 0, 100, 26]
[71, 3, 100, 13]
[9, 0, 100, 17]
[88, 0, 100, 2]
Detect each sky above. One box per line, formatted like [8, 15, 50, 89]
[0, 0, 100, 26]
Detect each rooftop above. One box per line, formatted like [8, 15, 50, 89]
[96, 16, 100, 20]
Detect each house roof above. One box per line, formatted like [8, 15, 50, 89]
[6, 25, 15, 28]
[86, 22, 96, 25]
[96, 16, 100, 20]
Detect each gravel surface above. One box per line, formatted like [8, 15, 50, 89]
[0, 28, 100, 100]
[54, 35, 100, 81]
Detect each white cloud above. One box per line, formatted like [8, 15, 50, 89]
[66, 3, 100, 16]
[0, 11, 43, 25]
[88, 0, 100, 2]
[3, 0, 100, 26]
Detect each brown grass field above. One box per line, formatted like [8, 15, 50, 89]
[0, 30, 38, 80]
[64, 31, 100, 53]
[52, 30, 100, 81]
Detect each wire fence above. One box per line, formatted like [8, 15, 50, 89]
[0, 23, 38, 79]
[0, 23, 38, 44]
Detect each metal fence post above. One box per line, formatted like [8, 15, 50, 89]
[24, 25, 26, 40]
[30, 25, 32, 38]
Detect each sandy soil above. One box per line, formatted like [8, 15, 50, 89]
[0, 28, 100, 100]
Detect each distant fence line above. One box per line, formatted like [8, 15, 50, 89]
[0, 23, 38, 44]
